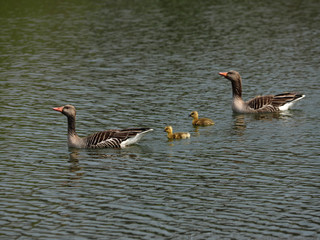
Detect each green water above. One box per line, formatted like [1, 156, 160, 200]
[1, 0, 319, 238]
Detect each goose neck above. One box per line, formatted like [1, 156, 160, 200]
[231, 79, 242, 98]
[67, 115, 77, 136]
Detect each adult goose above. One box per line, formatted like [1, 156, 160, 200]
[219, 70, 305, 113]
[53, 105, 153, 148]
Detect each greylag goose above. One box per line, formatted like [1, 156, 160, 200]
[189, 111, 214, 126]
[164, 126, 190, 139]
[219, 70, 305, 113]
[53, 105, 153, 148]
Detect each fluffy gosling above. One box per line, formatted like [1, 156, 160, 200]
[189, 111, 214, 126]
[164, 126, 190, 139]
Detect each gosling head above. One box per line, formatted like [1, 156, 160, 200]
[164, 126, 173, 134]
[189, 111, 199, 119]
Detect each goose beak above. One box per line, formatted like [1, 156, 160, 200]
[219, 72, 228, 77]
[53, 106, 64, 112]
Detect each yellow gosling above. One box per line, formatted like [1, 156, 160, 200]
[189, 111, 214, 126]
[164, 126, 190, 140]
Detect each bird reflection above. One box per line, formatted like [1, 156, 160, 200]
[252, 111, 294, 121]
[233, 114, 246, 135]
[68, 149, 83, 174]
[57, 149, 84, 187]
[252, 112, 281, 120]
[233, 111, 294, 135]
[192, 126, 201, 137]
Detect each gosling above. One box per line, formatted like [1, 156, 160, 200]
[164, 126, 190, 139]
[189, 111, 214, 126]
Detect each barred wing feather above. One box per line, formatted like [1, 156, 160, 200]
[247, 95, 274, 110]
[85, 128, 152, 148]
[246, 92, 304, 112]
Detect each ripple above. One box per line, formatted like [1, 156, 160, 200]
[1, 0, 320, 239]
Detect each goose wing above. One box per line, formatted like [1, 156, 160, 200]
[271, 92, 304, 107]
[246, 92, 304, 112]
[246, 95, 274, 110]
[85, 128, 152, 148]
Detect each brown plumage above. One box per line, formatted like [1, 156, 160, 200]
[53, 105, 153, 148]
[164, 126, 190, 139]
[189, 111, 214, 126]
[219, 70, 305, 113]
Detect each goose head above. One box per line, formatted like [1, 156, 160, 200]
[219, 70, 241, 82]
[53, 104, 76, 118]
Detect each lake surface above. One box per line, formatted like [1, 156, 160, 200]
[1, 0, 320, 239]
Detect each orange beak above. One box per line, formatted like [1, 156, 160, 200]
[219, 72, 228, 77]
[53, 106, 64, 112]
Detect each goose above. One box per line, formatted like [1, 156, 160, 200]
[53, 104, 153, 148]
[189, 111, 214, 126]
[164, 126, 190, 139]
[219, 70, 305, 113]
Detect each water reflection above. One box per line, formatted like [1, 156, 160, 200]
[69, 149, 79, 162]
[1, 0, 319, 238]
[233, 111, 294, 133]
[233, 114, 246, 135]
[68, 149, 82, 173]
[68, 149, 84, 184]
[252, 112, 281, 121]
[192, 126, 201, 137]
[68, 147, 144, 170]
[251, 111, 294, 121]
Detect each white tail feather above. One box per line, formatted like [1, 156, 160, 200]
[120, 129, 153, 148]
[279, 95, 305, 111]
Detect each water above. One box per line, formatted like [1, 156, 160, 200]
[1, 0, 320, 239]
